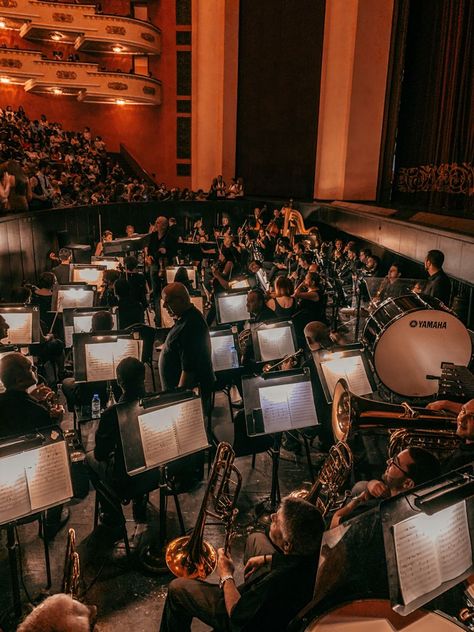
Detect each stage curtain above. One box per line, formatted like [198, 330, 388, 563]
[392, 0, 473, 215]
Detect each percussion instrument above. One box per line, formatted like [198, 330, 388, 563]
[304, 599, 467, 631]
[362, 294, 472, 397]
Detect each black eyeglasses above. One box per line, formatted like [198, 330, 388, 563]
[387, 455, 409, 476]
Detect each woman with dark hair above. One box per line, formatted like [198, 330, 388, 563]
[266, 276, 296, 318]
[2, 160, 31, 211]
[173, 266, 193, 292]
[31, 272, 56, 325]
[294, 271, 327, 323]
[95, 230, 113, 256]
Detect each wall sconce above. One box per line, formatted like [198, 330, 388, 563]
[112, 45, 123, 53]
[50, 31, 64, 41]
[52, 87, 63, 95]
[115, 99, 125, 105]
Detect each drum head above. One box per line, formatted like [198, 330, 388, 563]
[373, 308, 472, 397]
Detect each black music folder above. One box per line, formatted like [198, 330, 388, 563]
[0, 305, 41, 345]
[52, 284, 96, 312]
[0, 427, 73, 526]
[117, 391, 209, 475]
[63, 306, 118, 348]
[242, 368, 319, 436]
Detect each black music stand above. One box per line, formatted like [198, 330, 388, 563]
[251, 320, 297, 364]
[51, 284, 96, 313]
[62, 306, 118, 348]
[210, 325, 240, 373]
[72, 330, 143, 382]
[0, 429, 73, 618]
[103, 234, 150, 256]
[91, 255, 124, 270]
[116, 390, 209, 573]
[215, 291, 250, 325]
[242, 368, 319, 522]
[312, 344, 376, 404]
[0, 305, 41, 345]
[160, 293, 204, 329]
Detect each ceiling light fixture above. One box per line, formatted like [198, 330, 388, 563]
[115, 99, 125, 105]
[52, 87, 63, 95]
[0, 20, 6, 29]
[50, 31, 63, 41]
[112, 45, 123, 53]
[0, 77, 11, 84]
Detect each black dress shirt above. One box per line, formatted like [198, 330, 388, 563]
[424, 269, 452, 305]
[52, 263, 70, 285]
[442, 442, 474, 473]
[0, 391, 51, 439]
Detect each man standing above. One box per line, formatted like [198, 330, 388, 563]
[146, 216, 176, 318]
[424, 249, 451, 305]
[52, 248, 72, 285]
[159, 496, 324, 632]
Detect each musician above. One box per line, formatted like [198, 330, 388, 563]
[240, 290, 276, 366]
[372, 263, 404, 303]
[294, 271, 327, 324]
[51, 247, 72, 285]
[125, 224, 137, 237]
[424, 249, 452, 305]
[365, 254, 382, 277]
[427, 399, 474, 471]
[146, 216, 174, 317]
[159, 496, 325, 632]
[98, 269, 120, 307]
[95, 230, 113, 257]
[0, 313, 9, 342]
[266, 276, 296, 318]
[330, 447, 441, 528]
[159, 282, 214, 398]
[17, 594, 97, 632]
[215, 215, 233, 237]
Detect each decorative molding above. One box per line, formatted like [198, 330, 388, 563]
[107, 81, 128, 90]
[397, 162, 473, 196]
[141, 32, 154, 42]
[143, 85, 155, 95]
[106, 25, 126, 35]
[52, 12, 74, 22]
[0, 0, 17, 6]
[0, 58, 22, 68]
[56, 69, 76, 79]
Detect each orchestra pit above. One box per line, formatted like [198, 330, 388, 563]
[0, 1, 474, 631]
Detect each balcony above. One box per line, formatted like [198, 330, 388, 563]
[0, 0, 161, 55]
[0, 48, 161, 105]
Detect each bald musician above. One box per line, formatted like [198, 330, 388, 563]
[427, 398, 474, 471]
[0, 313, 9, 342]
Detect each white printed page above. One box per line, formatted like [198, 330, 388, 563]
[73, 315, 94, 334]
[321, 356, 372, 398]
[218, 295, 249, 323]
[72, 268, 103, 285]
[191, 296, 204, 313]
[59, 289, 93, 311]
[112, 339, 142, 371]
[64, 325, 74, 348]
[138, 408, 180, 467]
[0, 453, 31, 524]
[4, 312, 32, 344]
[161, 302, 175, 328]
[259, 384, 292, 432]
[211, 335, 235, 371]
[25, 442, 73, 511]
[174, 399, 208, 455]
[257, 327, 295, 362]
[435, 502, 472, 582]
[85, 342, 115, 381]
[287, 381, 318, 429]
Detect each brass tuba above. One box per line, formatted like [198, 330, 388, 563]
[62, 528, 80, 597]
[292, 441, 353, 516]
[165, 442, 242, 579]
[331, 379, 459, 456]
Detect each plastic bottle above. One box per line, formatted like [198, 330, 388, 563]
[91, 393, 101, 419]
[230, 345, 239, 368]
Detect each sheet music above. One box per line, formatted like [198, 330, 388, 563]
[74, 314, 94, 334]
[191, 296, 204, 313]
[393, 501, 472, 605]
[173, 399, 207, 455]
[259, 381, 317, 432]
[257, 327, 295, 361]
[0, 453, 31, 524]
[138, 408, 180, 467]
[72, 267, 103, 285]
[211, 335, 237, 371]
[161, 304, 175, 329]
[85, 339, 141, 381]
[321, 355, 372, 398]
[64, 325, 74, 348]
[3, 312, 32, 344]
[25, 442, 72, 511]
[58, 289, 94, 311]
[166, 267, 196, 287]
[218, 294, 249, 323]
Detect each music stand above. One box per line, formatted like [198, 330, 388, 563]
[228, 278, 250, 290]
[160, 294, 204, 329]
[312, 344, 376, 404]
[117, 390, 209, 572]
[69, 264, 106, 286]
[103, 234, 150, 256]
[52, 284, 96, 313]
[0, 305, 41, 345]
[91, 256, 124, 270]
[62, 306, 118, 348]
[242, 368, 319, 520]
[165, 265, 198, 289]
[216, 291, 250, 325]
[72, 331, 143, 382]
[0, 428, 73, 616]
[210, 326, 240, 372]
[381, 464, 474, 615]
[252, 320, 297, 364]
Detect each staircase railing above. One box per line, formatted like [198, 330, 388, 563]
[119, 143, 156, 186]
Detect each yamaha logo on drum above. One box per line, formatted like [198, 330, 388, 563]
[409, 320, 447, 329]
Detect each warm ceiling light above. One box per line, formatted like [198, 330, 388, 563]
[115, 99, 125, 105]
[50, 31, 63, 41]
[112, 45, 123, 53]
[0, 20, 6, 29]
[0, 77, 10, 83]
[52, 87, 63, 95]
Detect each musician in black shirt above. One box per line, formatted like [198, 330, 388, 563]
[424, 249, 452, 305]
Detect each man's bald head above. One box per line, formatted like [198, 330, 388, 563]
[304, 321, 332, 351]
[0, 314, 9, 340]
[0, 352, 37, 391]
[162, 282, 191, 318]
[457, 399, 474, 442]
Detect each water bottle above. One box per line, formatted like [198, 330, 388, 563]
[230, 345, 239, 368]
[91, 393, 101, 419]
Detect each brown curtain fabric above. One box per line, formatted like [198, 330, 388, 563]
[392, 0, 473, 215]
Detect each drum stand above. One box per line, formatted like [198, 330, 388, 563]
[255, 433, 282, 525]
[139, 467, 186, 574]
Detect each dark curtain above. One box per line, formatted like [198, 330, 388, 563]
[392, 0, 473, 216]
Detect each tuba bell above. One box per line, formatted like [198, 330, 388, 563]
[165, 442, 242, 580]
[291, 441, 353, 516]
[331, 379, 459, 458]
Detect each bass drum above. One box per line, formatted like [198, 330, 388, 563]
[305, 599, 467, 631]
[362, 294, 472, 398]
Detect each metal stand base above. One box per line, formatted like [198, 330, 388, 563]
[255, 434, 281, 525]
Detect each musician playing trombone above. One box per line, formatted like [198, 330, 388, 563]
[159, 496, 324, 632]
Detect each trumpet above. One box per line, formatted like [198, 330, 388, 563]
[165, 442, 242, 579]
[263, 349, 303, 372]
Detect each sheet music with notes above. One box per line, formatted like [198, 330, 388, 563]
[211, 334, 238, 371]
[72, 267, 104, 285]
[85, 338, 142, 381]
[25, 441, 73, 511]
[321, 355, 372, 398]
[166, 267, 197, 287]
[138, 398, 207, 468]
[259, 380, 317, 432]
[393, 501, 472, 605]
[58, 289, 94, 311]
[3, 312, 32, 344]
[161, 296, 203, 329]
[0, 452, 31, 524]
[257, 327, 295, 362]
[218, 294, 249, 323]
